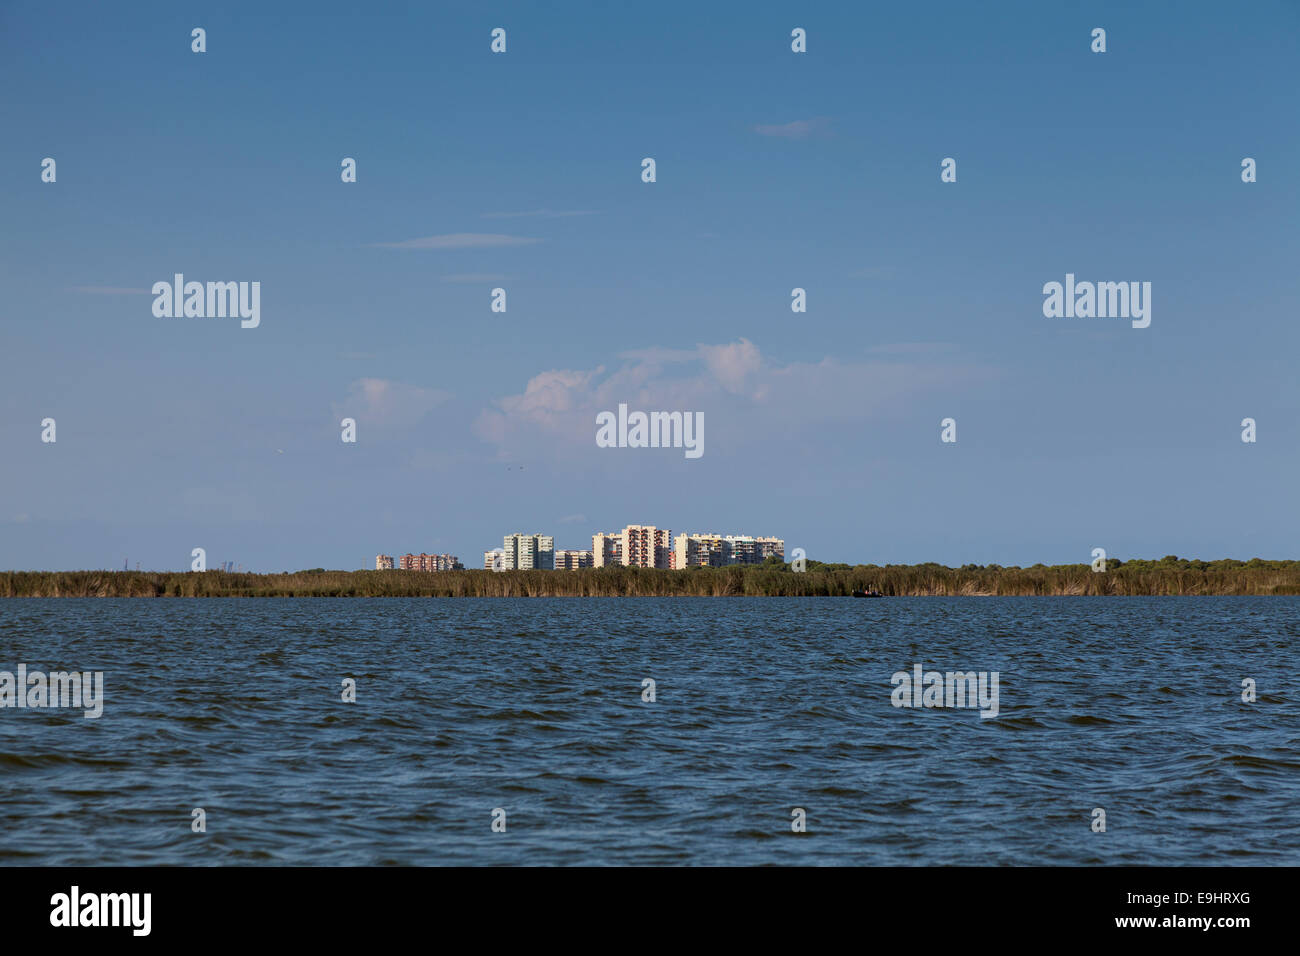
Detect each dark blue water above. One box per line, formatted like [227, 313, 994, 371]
[1, 597, 1297, 865]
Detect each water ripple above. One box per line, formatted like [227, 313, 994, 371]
[0, 596, 1296, 864]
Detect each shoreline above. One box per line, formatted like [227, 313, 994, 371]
[4, 561, 1300, 597]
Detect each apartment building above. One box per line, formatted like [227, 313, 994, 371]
[673, 533, 785, 568]
[554, 549, 594, 570]
[398, 553, 461, 571]
[484, 549, 505, 570]
[623, 525, 675, 569]
[375, 554, 395, 570]
[729, 535, 785, 564]
[592, 526, 675, 569]
[591, 532, 623, 568]
[501, 533, 555, 570]
[673, 533, 726, 568]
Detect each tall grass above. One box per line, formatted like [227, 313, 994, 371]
[3, 558, 1300, 597]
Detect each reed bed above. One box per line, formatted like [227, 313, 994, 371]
[3, 558, 1299, 597]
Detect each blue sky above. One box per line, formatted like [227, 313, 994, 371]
[2, 0, 1298, 571]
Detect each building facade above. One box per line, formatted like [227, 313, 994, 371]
[592, 525, 675, 569]
[398, 553, 461, 571]
[554, 549, 594, 570]
[501, 533, 555, 570]
[729, 535, 785, 564]
[623, 525, 675, 568]
[591, 532, 623, 568]
[673, 533, 784, 568]
[375, 554, 395, 570]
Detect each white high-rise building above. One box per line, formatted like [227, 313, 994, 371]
[592, 532, 623, 568]
[501, 533, 555, 570]
[593, 526, 673, 568]
[673, 533, 784, 568]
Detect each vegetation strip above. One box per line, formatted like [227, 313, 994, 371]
[4, 557, 1299, 597]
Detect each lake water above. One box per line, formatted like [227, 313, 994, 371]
[1, 597, 1296, 865]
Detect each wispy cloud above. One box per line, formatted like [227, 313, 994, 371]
[72, 286, 151, 295]
[753, 117, 831, 139]
[332, 378, 452, 429]
[482, 209, 598, 219]
[440, 273, 514, 284]
[699, 339, 762, 394]
[475, 339, 995, 459]
[369, 234, 540, 250]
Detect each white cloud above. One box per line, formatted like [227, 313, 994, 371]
[333, 378, 452, 429]
[474, 341, 995, 458]
[476, 368, 602, 448]
[699, 338, 761, 394]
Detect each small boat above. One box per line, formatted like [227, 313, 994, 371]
[852, 589, 883, 598]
